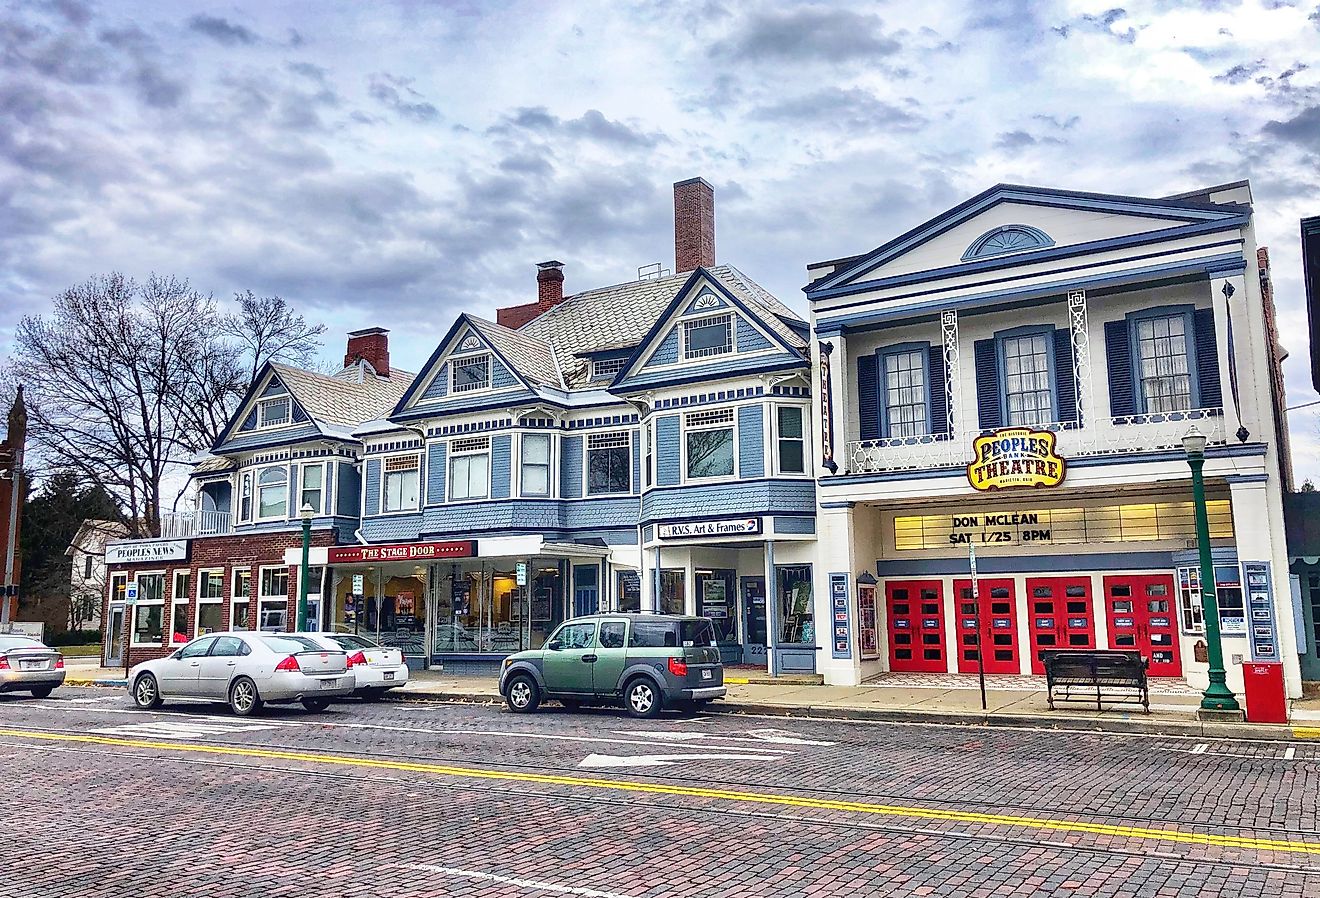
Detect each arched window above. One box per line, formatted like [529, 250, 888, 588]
[257, 466, 288, 519]
[962, 224, 1054, 260]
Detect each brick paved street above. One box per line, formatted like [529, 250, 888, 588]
[1, 687, 1317, 897]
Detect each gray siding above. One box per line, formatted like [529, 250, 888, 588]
[364, 458, 381, 516]
[492, 434, 512, 500]
[737, 404, 764, 478]
[655, 415, 680, 486]
[641, 479, 815, 522]
[426, 443, 447, 505]
[336, 463, 360, 518]
[561, 435, 583, 499]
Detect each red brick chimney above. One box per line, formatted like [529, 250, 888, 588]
[674, 177, 715, 273]
[344, 327, 390, 377]
[537, 260, 565, 309]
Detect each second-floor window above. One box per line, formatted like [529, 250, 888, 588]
[300, 463, 324, 514]
[258, 396, 291, 428]
[1002, 332, 1053, 426]
[777, 406, 806, 474]
[520, 434, 551, 497]
[882, 349, 928, 438]
[451, 354, 490, 393]
[382, 455, 420, 511]
[449, 437, 490, 501]
[239, 473, 252, 522]
[685, 409, 735, 479]
[257, 467, 288, 519]
[1135, 313, 1192, 413]
[683, 314, 733, 360]
[587, 431, 631, 495]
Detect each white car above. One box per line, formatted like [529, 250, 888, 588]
[128, 631, 353, 715]
[305, 632, 409, 700]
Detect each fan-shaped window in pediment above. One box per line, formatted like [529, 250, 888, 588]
[962, 224, 1054, 261]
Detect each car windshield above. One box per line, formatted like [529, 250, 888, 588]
[328, 634, 377, 650]
[0, 636, 43, 651]
[261, 635, 329, 653]
[680, 619, 717, 648]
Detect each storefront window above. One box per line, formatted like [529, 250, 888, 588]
[232, 569, 251, 630]
[170, 570, 191, 644]
[777, 565, 813, 645]
[617, 571, 641, 612]
[132, 603, 163, 645]
[696, 569, 737, 645]
[196, 568, 225, 636]
[433, 561, 563, 654]
[259, 566, 289, 631]
[659, 569, 685, 615]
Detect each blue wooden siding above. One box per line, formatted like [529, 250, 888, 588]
[621, 352, 804, 391]
[655, 415, 680, 486]
[774, 516, 816, 534]
[221, 421, 322, 452]
[631, 430, 641, 493]
[288, 464, 299, 516]
[364, 458, 381, 516]
[644, 328, 680, 368]
[492, 435, 512, 499]
[260, 380, 287, 397]
[422, 364, 449, 401]
[412, 498, 639, 540]
[737, 404, 764, 477]
[336, 463, 360, 518]
[492, 358, 517, 389]
[641, 479, 815, 522]
[561, 435, 583, 499]
[736, 318, 772, 352]
[426, 443, 447, 505]
[322, 462, 334, 515]
[361, 512, 422, 543]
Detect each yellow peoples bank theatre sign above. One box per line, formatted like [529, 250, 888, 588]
[967, 427, 1067, 491]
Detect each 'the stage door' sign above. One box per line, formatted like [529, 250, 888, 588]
[327, 540, 476, 564]
[967, 427, 1066, 492]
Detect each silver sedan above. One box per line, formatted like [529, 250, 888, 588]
[128, 631, 352, 716]
[0, 635, 65, 698]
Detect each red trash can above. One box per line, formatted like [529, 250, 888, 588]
[1242, 662, 1288, 724]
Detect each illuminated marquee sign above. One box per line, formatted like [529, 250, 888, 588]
[326, 540, 476, 564]
[967, 427, 1066, 491]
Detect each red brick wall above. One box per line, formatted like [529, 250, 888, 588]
[496, 301, 545, 329]
[344, 330, 390, 376]
[103, 528, 337, 668]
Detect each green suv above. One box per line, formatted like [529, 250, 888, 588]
[498, 614, 726, 718]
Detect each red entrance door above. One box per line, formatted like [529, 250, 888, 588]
[1103, 574, 1182, 677]
[952, 578, 1020, 674]
[1025, 577, 1097, 674]
[886, 580, 947, 673]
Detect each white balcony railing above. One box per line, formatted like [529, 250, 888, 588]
[846, 408, 1227, 476]
[156, 510, 233, 539]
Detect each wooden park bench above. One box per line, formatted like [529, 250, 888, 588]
[1040, 649, 1150, 713]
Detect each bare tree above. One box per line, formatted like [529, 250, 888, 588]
[224, 291, 326, 386]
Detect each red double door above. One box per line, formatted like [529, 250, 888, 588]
[885, 580, 947, 673]
[953, 578, 1021, 675]
[1103, 573, 1182, 677]
[1026, 576, 1097, 675]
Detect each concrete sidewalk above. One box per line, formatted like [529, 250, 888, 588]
[64, 665, 1320, 741]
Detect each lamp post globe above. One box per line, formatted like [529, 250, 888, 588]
[1183, 425, 1241, 713]
[296, 502, 314, 632]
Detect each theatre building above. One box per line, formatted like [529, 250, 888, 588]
[807, 181, 1302, 699]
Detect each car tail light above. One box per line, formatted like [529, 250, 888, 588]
[667, 657, 688, 677]
[55, 657, 64, 669]
[0, 656, 9, 670]
[275, 655, 301, 672]
[346, 651, 367, 668]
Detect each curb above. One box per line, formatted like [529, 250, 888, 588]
[65, 678, 128, 689]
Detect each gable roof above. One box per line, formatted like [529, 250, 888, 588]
[806, 182, 1250, 296]
[464, 317, 563, 389]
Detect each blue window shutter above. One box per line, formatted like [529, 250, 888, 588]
[927, 344, 948, 436]
[857, 354, 879, 441]
[1104, 319, 1135, 417]
[1193, 308, 1221, 409]
[974, 339, 1002, 430]
[1053, 329, 1078, 424]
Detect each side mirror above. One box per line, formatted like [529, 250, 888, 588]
[547, 639, 562, 651]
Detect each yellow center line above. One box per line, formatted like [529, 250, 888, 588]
[3, 727, 1317, 856]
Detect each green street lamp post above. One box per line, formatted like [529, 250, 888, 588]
[1183, 426, 1241, 713]
[296, 502, 314, 633]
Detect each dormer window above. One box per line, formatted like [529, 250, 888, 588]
[451, 354, 490, 393]
[257, 396, 291, 428]
[591, 357, 626, 380]
[683, 313, 733, 360]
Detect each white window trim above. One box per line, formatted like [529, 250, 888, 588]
[257, 395, 293, 429]
[109, 572, 128, 606]
[518, 432, 554, 498]
[682, 408, 738, 484]
[380, 453, 422, 514]
[238, 472, 253, 523]
[450, 352, 493, 395]
[585, 430, 634, 497]
[129, 570, 167, 646]
[255, 465, 290, 522]
[591, 357, 627, 380]
[772, 403, 811, 478]
[257, 565, 290, 632]
[170, 569, 192, 645]
[299, 461, 327, 516]
[231, 567, 251, 627]
[448, 438, 491, 503]
[195, 567, 226, 637]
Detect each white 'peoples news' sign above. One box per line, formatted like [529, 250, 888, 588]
[657, 517, 762, 540]
[105, 539, 189, 565]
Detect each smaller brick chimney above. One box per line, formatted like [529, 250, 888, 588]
[344, 327, 390, 377]
[537, 260, 565, 309]
[674, 177, 715, 273]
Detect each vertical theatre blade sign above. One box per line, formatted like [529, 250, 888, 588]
[819, 341, 837, 473]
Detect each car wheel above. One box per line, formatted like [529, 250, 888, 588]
[228, 677, 263, 717]
[624, 677, 662, 719]
[30, 686, 54, 699]
[360, 688, 385, 703]
[505, 674, 540, 713]
[132, 673, 162, 710]
[301, 697, 331, 713]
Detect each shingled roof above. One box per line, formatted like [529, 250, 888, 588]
[269, 362, 415, 431]
[464, 316, 564, 390]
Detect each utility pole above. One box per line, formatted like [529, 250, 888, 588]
[2, 386, 26, 630]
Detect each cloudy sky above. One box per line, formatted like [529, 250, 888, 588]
[2, 0, 1319, 475]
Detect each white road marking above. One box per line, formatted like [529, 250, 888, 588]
[327, 721, 787, 753]
[27, 704, 302, 724]
[402, 864, 634, 898]
[617, 727, 835, 747]
[578, 751, 782, 768]
[1190, 743, 1208, 754]
[90, 721, 288, 740]
[1284, 745, 1297, 760]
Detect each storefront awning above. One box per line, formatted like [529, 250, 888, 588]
[283, 535, 611, 566]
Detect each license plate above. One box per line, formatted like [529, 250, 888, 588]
[318, 678, 339, 689]
[383, 671, 395, 681]
[701, 669, 713, 680]
[20, 660, 43, 671]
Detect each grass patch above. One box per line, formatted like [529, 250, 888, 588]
[59, 644, 103, 657]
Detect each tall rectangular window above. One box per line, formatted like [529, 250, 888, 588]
[777, 406, 806, 474]
[449, 437, 490, 501]
[382, 455, 420, 511]
[1002, 333, 1053, 426]
[659, 569, 685, 615]
[171, 570, 191, 645]
[239, 473, 252, 522]
[196, 568, 225, 636]
[232, 568, 251, 630]
[300, 463, 324, 514]
[685, 409, 735, 479]
[587, 432, 631, 495]
[132, 572, 165, 645]
[1135, 314, 1192, 413]
[520, 434, 551, 497]
[259, 567, 289, 631]
[257, 467, 288, 519]
[882, 349, 928, 438]
[451, 354, 490, 393]
[683, 314, 733, 360]
[644, 424, 653, 488]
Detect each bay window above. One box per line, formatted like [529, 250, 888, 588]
[257, 466, 288, 519]
[520, 434, 551, 497]
[685, 409, 734, 479]
[382, 454, 420, 512]
[300, 463, 325, 514]
[587, 431, 631, 495]
[449, 437, 490, 501]
[776, 406, 806, 474]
